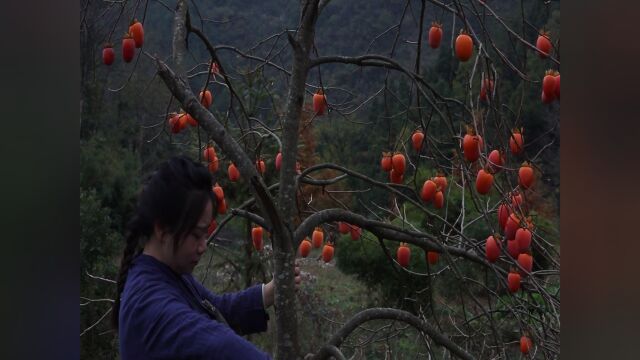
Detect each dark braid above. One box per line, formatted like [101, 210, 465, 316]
[111, 156, 216, 331]
[111, 216, 147, 330]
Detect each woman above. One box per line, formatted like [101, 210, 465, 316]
[111, 156, 300, 359]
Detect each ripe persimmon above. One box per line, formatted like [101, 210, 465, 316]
[486, 235, 500, 263]
[488, 149, 504, 173]
[102, 44, 115, 65]
[129, 20, 144, 48]
[391, 153, 406, 175]
[380, 152, 392, 172]
[397, 243, 411, 268]
[507, 239, 520, 258]
[516, 227, 532, 250]
[434, 172, 448, 191]
[475, 169, 494, 195]
[212, 183, 224, 202]
[434, 190, 444, 209]
[542, 70, 557, 100]
[203, 145, 216, 162]
[122, 33, 136, 63]
[505, 213, 520, 240]
[520, 336, 533, 354]
[350, 225, 361, 240]
[312, 227, 323, 248]
[390, 169, 403, 184]
[252, 226, 264, 251]
[313, 90, 327, 115]
[509, 129, 524, 155]
[322, 243, 334, 262]
[428, 23, 443, 49]
[338, 222, 350, 234]
[462, 127, 481, 162]
[256, 159, 266, 175]
[217, 198, 227, 215]
[508, 271, 521, 293]
[208, 157, 219, 173]
[511, 192, 524, 210]
[228, 163, 240, 182]
[199, 90, 213, 108]
[299, 238, 312, 258]
[275, 152, 282, 171]
[411, 130, 424, 152]
[421, 179, 437, 202]
[536, 31, 551, 58]
[455, 31, 473, 61]
[498, 203, 510, 230]
[518, 253, 533, 275]
[518, 162, 535, 189]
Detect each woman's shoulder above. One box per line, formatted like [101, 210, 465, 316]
[122, 255, 184, 309]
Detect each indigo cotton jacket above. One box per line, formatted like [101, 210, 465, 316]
[119, 254, 271, 359]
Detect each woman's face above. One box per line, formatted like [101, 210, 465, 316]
[169, 200, 213, 274]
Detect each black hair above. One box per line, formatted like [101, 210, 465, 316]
[111, 155, 216, 331]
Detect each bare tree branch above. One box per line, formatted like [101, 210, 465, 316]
[311, 308, 475, 360]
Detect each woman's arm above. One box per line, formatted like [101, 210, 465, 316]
[189, 264, 301, 335]
[191, 279, 270, 335]
[127, 291, 271, 359]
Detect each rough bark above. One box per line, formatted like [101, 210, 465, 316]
[272, 1, 320, 359]
[171, 0, 189, 78]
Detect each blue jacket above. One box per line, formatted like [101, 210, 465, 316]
[119, 254, 272, 359]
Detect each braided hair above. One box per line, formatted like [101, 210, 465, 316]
[111, 156, 216, 331]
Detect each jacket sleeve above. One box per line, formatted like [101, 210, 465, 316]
[141, 291, 272, 360]
[191, 278, 270, 335]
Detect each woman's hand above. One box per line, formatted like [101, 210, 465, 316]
[262, 262, 301, 308]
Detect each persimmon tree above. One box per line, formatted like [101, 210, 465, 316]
[81, 0, 559, 358]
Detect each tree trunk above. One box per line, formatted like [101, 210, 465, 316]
[273, 2, 320, 359]
[172, 0, 188, 78]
